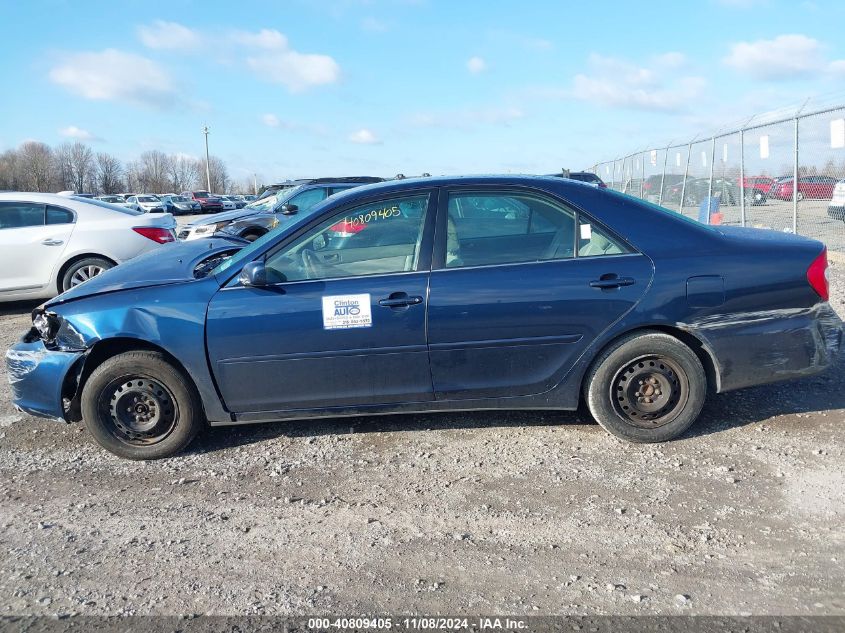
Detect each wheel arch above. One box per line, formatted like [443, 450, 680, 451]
[64, 337, 204, 422]
[579, 324, 721, 398]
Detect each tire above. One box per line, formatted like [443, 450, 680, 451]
[61, 257, 114, 292]
[81, 351, 204, 460]
[241, 230, 266, 242]
[584, 331, 706, 443]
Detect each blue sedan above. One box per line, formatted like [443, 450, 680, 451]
[6, 176, 842, 459]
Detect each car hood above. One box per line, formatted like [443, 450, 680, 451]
[186, 207, 271, 226]
[46, 237, 244, 306]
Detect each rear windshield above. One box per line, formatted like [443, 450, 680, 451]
[73, 197, 144, 215]
[194, 191, 209, 198]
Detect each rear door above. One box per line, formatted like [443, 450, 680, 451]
[426, 186, 653, 400]
[0, 201, 74, 293]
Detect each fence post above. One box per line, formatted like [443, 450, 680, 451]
[679, 142, 692, 213]
[739, 128, 746, 227]
[793, 117, 799, 234]
[707, 136, 716, 207]
[658, 145, 669, 206]
[640, 151, 645, 199]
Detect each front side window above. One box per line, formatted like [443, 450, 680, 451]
[0, 202, 46, 229]
[263, 194, 430, 283]
[444, 192, 576, 268]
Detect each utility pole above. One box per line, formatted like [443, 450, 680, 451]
[202, 125, 212, 192]
[253, 173, 258, 195]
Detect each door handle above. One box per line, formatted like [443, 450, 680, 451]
[378, 293, 423, 308]
[41, 239, 64, 246]
[590, 275, 635, 289]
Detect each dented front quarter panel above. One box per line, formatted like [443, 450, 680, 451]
[37, 277, 231, 423]
[679, 302, 843, 392]
[5, 341, 84, 420]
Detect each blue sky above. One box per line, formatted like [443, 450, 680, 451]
[2, 0, 845, 185]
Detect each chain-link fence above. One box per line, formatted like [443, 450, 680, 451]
[588, 103, 845, 253]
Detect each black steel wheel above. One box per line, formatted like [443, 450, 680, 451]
[81, 350, 203, 459]
[584, 331, 707, 443]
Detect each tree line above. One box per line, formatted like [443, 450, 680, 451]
[0, 141, 255, 195]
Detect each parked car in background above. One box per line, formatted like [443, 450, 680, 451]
[125, 195, 166, 213]
[216, 195, 237, 211]
[243, 195, 256, 203]
[229, 195, 248, 209]
[158, 194, 201, 216]
[0, 193, 176, 301]
[547, 171, 608, 188]
[256, 177, 384, 202]
[181, 191, 224, 213]
[96, 195, 126, 204]
[7, 175, 840, 459]
[827, 180, 845, 221]
[178, 179, 375, 241]
[740, 176, 775, 195]
[771, 176, 838, 201]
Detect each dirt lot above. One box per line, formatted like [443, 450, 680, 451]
[0, 261, 843, 617]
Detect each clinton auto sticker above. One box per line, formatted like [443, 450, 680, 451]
[322, 294, 372, 330]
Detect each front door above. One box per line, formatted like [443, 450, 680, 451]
[206, 191, 436, 413]
[427, 187, 653, 400]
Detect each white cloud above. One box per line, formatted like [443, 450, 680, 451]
[467, 56, 487, 74]
[348, 128, 380, 144]
[58, 126, 100, 141]
[361, 17, 388, 32]
[569, 53, 705, 112]
[723, 34, 824, 79]
[247, 50, 340, 92]
[230, 28, 288, 49]
[262, 113, 281, 128]
[137, 20, 202, 51]
[48, 49, 176, 108]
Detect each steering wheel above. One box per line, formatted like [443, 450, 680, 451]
[301, 249, 322, 279]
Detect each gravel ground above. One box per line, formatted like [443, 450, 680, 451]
[0, 262, 844, 617]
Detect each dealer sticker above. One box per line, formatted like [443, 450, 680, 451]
[322, 294, 372, 330]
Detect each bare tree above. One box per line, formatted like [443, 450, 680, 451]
[198, 155, 230, 193]
[0, 149, 22, 190]
[138, 150, 173, 193]
[168, 154, 200, 193]
[125, 160, 144, 193]
[95, 152, 124, 194]
[17, 141, 55, 192]
[55, 142, 95, 193]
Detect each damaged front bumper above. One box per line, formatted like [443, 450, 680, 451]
[5, 338, 85, 422]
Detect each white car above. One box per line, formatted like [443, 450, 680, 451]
[216, 195, 237, 211]
[125, 195, 166, 213]
[0, 193, 177, 302]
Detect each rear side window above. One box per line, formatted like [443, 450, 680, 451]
[445, 192, 576, 267]
[0, 202, 45, 229]
[46, 205, 75, 225]
[577, 222, 629, 257]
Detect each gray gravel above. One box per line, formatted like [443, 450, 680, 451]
[1, 261, 844, 617]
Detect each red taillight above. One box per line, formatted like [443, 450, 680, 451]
[807, 248, 829, 301]
[133, 226, 175, 244]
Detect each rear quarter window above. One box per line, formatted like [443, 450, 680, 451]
[46, 205, 75, 225]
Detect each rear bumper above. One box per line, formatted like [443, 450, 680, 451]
[685, 303, 843, 392]
[5, 339, 84, 422]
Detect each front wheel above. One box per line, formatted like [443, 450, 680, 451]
[81, 351, 204, 459]
[584, 331, 706, 443]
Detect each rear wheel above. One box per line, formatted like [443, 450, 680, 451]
[61, 257, 114, 292]
[584, 331, 706, 443]
[81, 351, 204, 460]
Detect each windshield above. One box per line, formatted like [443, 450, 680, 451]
[74, 197, 145, 215]
[194, 191, 209, 198]
[138, 196, 158, 203]
[245, 186, 304, 213]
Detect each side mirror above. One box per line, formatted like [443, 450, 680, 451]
[280, 203, 298, 215]
[239, 261, 267, 287]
